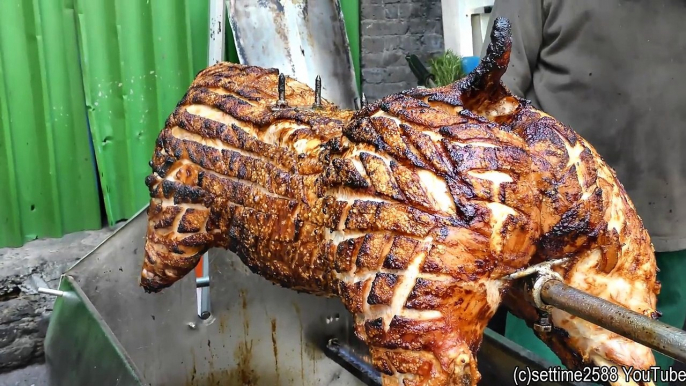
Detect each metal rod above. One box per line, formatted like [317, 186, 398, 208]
[197, 0, 224, 322]
[325, 339, 382, 386]
[38, 288, 65, 297]
[540, 279, 686, 363]
[360, 93, 367, 108]
[313, 75, 322, 108]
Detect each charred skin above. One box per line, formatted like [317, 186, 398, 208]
[141, 51, 542, 385]
[141, 17, 660, 386]
[407, 17, 659, 386]
[334, 98, 540, 386]
[142, 63, 353, 295]
[499, 106, 660, 385]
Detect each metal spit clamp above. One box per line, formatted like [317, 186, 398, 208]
[502, 258, 568, 311]
[502, 258, 568, 333]
[531, 268, 564, 313]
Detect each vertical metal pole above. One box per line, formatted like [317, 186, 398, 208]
[208, 0, 226, 66]
[199, 254, 211, 320]
[196, 0, 226, 320]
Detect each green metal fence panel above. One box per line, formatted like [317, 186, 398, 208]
[189, 1, 211, 80]
[73, 0, 210, 224]
[0, 0, 102, 248]
[340, 0, 361, 93]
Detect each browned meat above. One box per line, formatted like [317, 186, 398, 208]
[404, 18, 660, 386]
[140, 17, 659, 386]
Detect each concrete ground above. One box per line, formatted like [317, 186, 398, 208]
[0, 225, 123, 386]
[0, 364, 48, 386]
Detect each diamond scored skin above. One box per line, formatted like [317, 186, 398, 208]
[140, 18, 659, 386]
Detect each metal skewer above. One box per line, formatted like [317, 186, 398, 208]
[276, 73, 288, 108]
[313, 75, 322, 108]
[38, 288, 65, 297]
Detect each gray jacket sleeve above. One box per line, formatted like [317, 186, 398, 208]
[480, 0, 544, 98]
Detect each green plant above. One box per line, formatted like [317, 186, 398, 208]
[428, 50, 466, 87]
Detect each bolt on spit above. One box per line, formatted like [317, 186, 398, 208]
[533, 310, 552, 333]
[313, 75, 322, 109]
[276, 73, 288, 108]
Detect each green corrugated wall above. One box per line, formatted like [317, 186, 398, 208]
[0, 0, 102, 247]
[0, 0, 360, 247]
[74, 0, 211, 224]
[340, 0, 361, 93]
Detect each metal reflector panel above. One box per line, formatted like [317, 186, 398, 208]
[227, 0, 359, 109]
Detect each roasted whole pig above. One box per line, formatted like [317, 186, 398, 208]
[140, 17, 660, 386]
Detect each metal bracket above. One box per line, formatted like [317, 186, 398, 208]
[533, 310, 552, 333]
[504, 258, 686, 364]
[502, 257, 569, 282]
[531, 271, 563, 312]
[502, 258, 568, 330]
[501, 258, 568, 311]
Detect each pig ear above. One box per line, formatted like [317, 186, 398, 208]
[476, 17, 512, 79]
[456, 17, 512, 107]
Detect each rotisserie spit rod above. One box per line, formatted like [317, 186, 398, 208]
[536, 276, 686, 364]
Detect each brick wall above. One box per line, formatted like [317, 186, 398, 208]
[360, 0, 444, 101]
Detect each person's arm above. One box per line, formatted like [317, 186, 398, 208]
[480, 0, 544, 98]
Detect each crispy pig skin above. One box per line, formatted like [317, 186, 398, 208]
[405, 17, 660, 386]
[501, 103, 661, 377]
[141, 61, 541, 386]
[141, 17, 659, 386]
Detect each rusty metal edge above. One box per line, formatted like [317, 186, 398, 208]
[66, 205, 149, 274]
